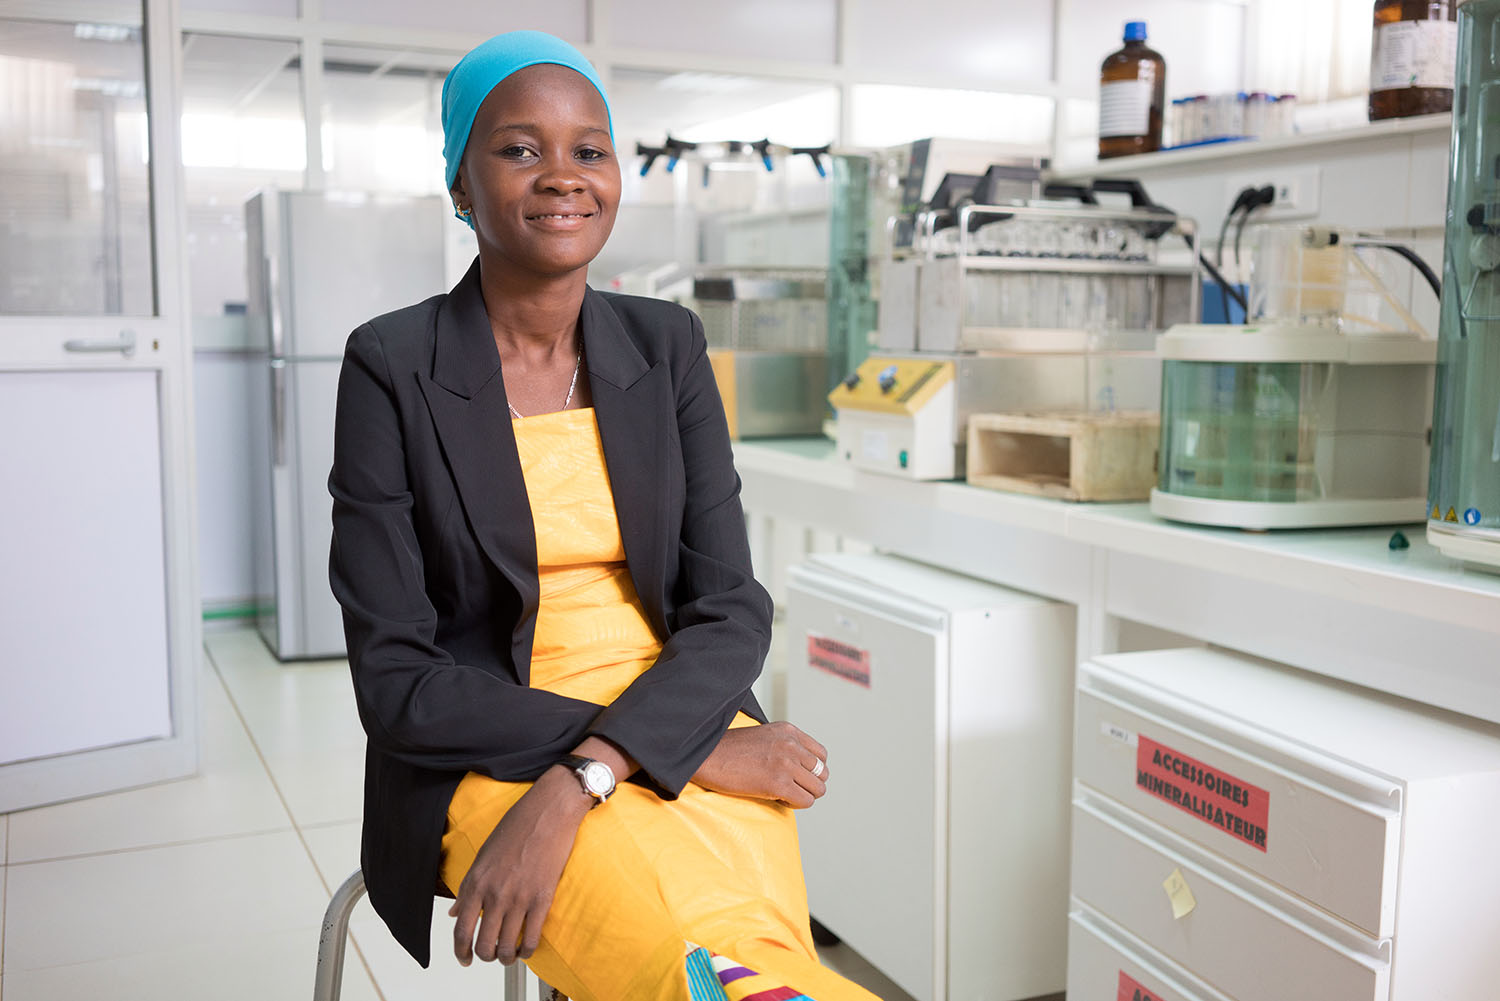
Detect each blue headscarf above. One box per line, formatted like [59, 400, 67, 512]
[441, 31, 614, 228]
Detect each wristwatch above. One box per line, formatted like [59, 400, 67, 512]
[559, 754, 616, 806]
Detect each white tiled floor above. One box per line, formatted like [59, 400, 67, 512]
[0, 627, 913, 1001]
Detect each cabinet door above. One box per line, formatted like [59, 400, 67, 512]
[0, 372, 171, 763]
[785, 566, 947, 1001]
[0, 1, 198, 810]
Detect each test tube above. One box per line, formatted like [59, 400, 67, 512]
[1276, 94, 1297, 137]
[1246, 92, 1269, 139]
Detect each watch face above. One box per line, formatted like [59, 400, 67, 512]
[581, 761, 614, 797]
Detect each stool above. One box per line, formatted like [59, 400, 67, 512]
[313, 868, 563, 1001]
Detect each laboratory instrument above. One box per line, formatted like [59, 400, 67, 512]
[692, 269, 829, 438]
[1428, 0, 1500, 572]
[1071, 646, 1500, 1001]
[834, 184, 1197, 480]
[786, 553, 1074, 1001]
[828, 143, 1046, 395]
[246, 190, 445, 660]
[1153, 225, 1436, 529]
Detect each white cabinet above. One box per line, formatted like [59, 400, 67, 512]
[1069, 648, 1500, 1001]
[785, 553, 1075, 1001]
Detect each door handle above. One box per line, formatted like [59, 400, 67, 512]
[64, 329, 136, 357]
[271, 359, 287, 468]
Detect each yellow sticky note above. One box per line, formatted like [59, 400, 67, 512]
[1163, 867, 1197, 919]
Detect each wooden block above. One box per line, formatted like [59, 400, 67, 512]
[965, 411, 1160, 502]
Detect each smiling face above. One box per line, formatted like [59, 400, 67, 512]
[451, 63, 620, 280]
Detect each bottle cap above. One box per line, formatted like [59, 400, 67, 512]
[1124, 21, 1148, 41]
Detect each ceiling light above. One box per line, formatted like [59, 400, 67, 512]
[74, 23, 137, 43]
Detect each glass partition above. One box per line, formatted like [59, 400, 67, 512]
[320, 0, 586, 40]
[0, 16, 152, 315]
[849, 84, 1053, 149]
[321, 44, 455, 196]
[180, 32, 303, 342]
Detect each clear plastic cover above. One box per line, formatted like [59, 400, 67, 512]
[1248, 225, 1430, 336]
[1159, 360, 1322, 501]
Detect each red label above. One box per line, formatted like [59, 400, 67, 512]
[1118, 971, 1165, 1001]
[1136, 735, 1270, 852]
[807, 634, 870, 688]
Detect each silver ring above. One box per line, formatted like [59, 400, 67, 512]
[811, 758, 825, 779]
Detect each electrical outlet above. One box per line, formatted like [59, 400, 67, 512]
[1223, 167, 1321, 221]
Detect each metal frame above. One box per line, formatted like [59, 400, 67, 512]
[314, 869, 555, 1001]
[0, 0, 202, 810]
[25, 0, 1074, 167]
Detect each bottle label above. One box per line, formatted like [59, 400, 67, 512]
[1371, 20, 1458, 92]
[1100, 79, 1153, 138]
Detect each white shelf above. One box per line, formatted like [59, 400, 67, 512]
[1050, 113, 1452, 181]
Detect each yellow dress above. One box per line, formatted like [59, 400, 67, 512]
[439, 408, 876, 1001]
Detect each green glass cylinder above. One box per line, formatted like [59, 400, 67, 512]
[1159, 360, 1321, 502]
[1428, 0, 1500, 548]
[826, 154, 878, 393]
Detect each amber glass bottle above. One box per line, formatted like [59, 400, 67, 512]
[1369, 0, 1458, 120]
[1099, 21, 1167, 159]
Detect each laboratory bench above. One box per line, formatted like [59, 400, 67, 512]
[734, 436, 1500, 727]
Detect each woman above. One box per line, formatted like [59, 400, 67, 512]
[329, 30, 877, 1001]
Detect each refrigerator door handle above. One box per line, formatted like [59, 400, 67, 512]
[264, 253, 286, 358]
[271, 359, 287, 468]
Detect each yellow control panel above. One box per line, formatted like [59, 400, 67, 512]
[827, 357, 955, 416]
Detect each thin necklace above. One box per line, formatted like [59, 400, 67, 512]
[508, 344, 583, 420]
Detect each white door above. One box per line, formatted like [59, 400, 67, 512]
[0, 0, 199, 810]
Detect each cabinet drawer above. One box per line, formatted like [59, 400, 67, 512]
[1068, 904, 1233, 1001]
[1070, 792, 1391, 1001]
[1076, 661, 1401, 936]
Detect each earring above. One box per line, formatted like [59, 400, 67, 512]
[455, 204, 472, 219]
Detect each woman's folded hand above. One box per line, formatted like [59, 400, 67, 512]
[691, 721, 829, 808]
[449, 766, 594, 966]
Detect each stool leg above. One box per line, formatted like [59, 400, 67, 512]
[313, 870, 367, 1001]
[501, 961, 524, 1001]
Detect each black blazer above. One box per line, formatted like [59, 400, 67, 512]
[328, 260, 772, 966]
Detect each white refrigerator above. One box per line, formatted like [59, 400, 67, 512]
[785, 553, 1076, 1001]
[246, 189, 446, 660]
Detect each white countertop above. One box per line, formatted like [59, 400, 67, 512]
[734, 437, 1500, 638]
